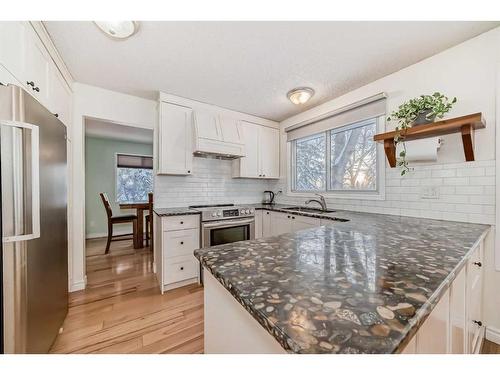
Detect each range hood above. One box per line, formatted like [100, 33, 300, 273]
[192, 110, 245, 159]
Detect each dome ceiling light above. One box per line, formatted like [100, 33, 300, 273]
[287, 87, 315, 105]
[94, 21, 139, 40]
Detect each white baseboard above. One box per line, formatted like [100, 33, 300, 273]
[486, 326, 500, 345]
[69, 279, 86, 292]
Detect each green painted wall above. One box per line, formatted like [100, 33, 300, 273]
[85, 136, 153, 238]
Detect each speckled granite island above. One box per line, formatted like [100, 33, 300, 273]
[194, 212, 490, 354]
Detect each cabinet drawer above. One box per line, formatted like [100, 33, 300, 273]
[163, 255, 199, 285]
[163, 229, 199, 258]
[162, 215, 199, 231]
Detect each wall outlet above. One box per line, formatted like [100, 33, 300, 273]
[420, 186, 440, 199]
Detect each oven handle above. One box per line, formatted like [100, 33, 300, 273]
[202, 218, 255, 229]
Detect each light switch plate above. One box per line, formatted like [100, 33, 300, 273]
[420, 186, 440, 199]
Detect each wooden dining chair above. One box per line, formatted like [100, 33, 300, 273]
[145, 192, 153, 250]
[99, 192, 138, 253]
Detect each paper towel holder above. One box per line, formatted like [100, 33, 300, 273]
[373, 112, 485, 167]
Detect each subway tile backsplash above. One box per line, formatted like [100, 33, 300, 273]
[269, 159, 495, 225]
[154, 158, 495, 225]
[154, 157, 272, 207]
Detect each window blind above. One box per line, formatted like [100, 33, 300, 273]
[286, 93, 387, 142]
[117, 154, 153, 169]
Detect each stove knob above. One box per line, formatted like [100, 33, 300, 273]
[240, 209, 245, 214]
[250, 209, 254, 213]
[245, 209, 250, 214]
[212, 212, 217, 217]
[217, 211, 222, 217]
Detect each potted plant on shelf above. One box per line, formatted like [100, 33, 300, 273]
[387, 92, 457, 175]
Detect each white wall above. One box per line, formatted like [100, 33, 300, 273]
[274, 27, 500, 335]
[70, 83, 156, 291]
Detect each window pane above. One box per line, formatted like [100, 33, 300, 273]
[116, 167, 153, 203]
[294, 133, 326, 191]
[330, 121, 377, 190]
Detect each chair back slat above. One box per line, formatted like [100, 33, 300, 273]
[99, 192, 113, 218]
[148, 192, 153, 217]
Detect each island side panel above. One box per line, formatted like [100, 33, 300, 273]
[204, 271, 287, 354]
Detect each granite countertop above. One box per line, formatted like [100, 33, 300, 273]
[153, 207, 200, 216]
[194, 213, 490, 354]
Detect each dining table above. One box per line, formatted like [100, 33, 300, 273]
[119, 201, 149, 249]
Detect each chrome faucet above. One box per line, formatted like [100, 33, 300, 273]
[305, 193, 327, 211]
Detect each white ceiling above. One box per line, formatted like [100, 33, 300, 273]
[85, 118, 153, 144]
[45, 21, 499, 121]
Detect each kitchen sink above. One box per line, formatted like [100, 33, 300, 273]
[282, 206, 336, 214]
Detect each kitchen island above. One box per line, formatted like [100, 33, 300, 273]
[194, 211, 490, 354]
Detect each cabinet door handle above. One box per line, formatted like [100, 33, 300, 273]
[266, 212, 269, 215]
[473, 320, 483, 327]
[473, 261, 482, 267]
[180, 221, 184, 224]
[187, 170, 191, 174]
[180, 241, 184, 245]
[287, 215, 290, 218]
[33, 87, 40, 92]
[292, 216, 295, 219]
[180, 266, 184, 271]
[26, 81, 35, 87]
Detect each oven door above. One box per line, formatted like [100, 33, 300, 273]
[202, 218, 255, 248]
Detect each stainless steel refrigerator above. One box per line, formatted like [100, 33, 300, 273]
[1, 84, 68, 353]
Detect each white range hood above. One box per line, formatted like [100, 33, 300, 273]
[193, 110, 245, 159]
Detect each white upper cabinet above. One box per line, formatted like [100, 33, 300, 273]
[0, 22, 25, 81]
[236, 121, 260, 178]
[259, 125, 279, 178]
[24, 27, 50, 104]
[158, 101, 193, 175]
[194, 110, 220, 141]
[48, 64, 71, 126]
[233, 121, 279, 179]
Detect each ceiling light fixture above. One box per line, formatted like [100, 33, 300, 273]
[287, 87, 315, 105]
[94, 21, 139, 40]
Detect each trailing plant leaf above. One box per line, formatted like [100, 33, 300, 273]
[387, 92, 457, 176]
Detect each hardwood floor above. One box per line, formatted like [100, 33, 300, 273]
[482, 340, 500, 354]
[49, 237, 203, 354]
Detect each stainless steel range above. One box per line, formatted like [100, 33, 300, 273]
[189, 204, 255, 248]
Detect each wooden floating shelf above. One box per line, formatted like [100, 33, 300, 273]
[373, 112, 486, 168]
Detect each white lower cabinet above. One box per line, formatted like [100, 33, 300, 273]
[154, 214, 200, 293]
[255, 210, 263, 239]
[400, 242, 485, 354]
[262, 210, 272, 237]
[269, 211, 320, 236]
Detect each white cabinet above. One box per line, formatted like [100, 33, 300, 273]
[398, 240, 486, 355]
[235, 122, 260, 178]
[262, 210, 272, 237]
[255, 210, 263, 239]
[233, 122, 279, 179]
[292, 215, 320, 231]
[259, 125, 280, 178]
[0, 22, 25, 81]
[158, 101, 193, 175]
[466, 243, 484, 353]
[270, 212, 293, 236]
[154, 214, 200, 293]
[48, 64, 71, 127]
[23, 27, 50, 104]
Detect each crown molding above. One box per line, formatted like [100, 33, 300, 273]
[28, 21, 74, 91]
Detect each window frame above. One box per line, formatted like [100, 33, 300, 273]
[115, 152, 154, 204]
[288, 116, 386, 201]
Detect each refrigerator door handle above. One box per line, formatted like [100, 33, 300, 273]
[1, 120, 40, 242]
